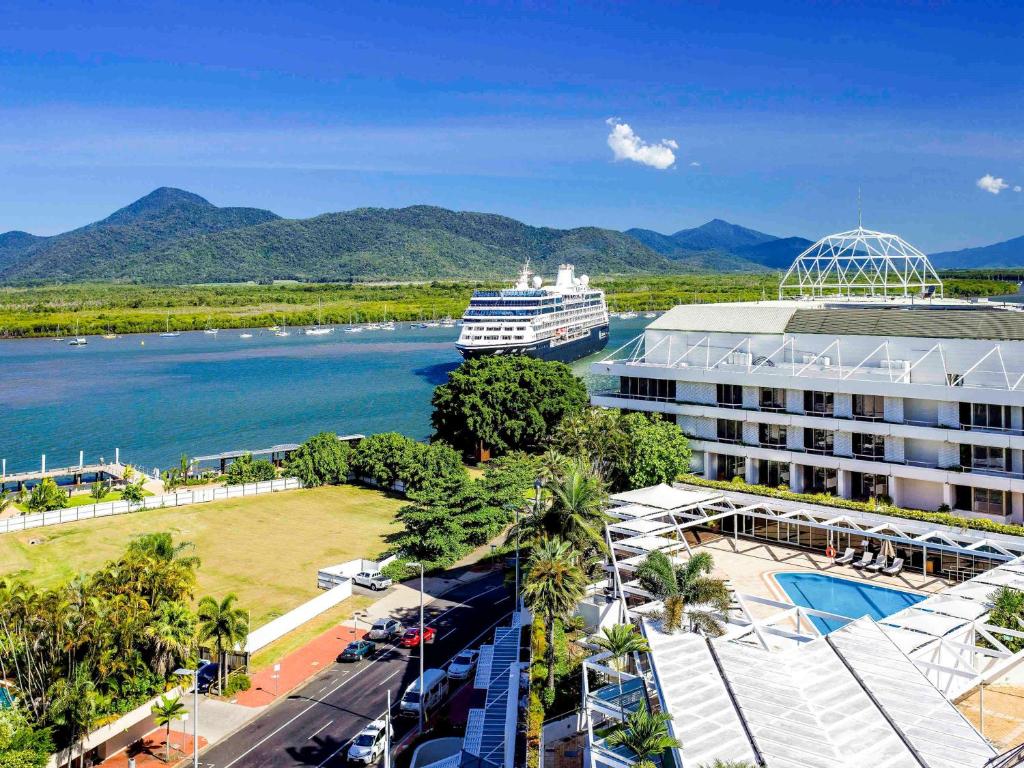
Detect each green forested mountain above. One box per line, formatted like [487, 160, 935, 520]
[624, 219, 809, 270]
[0, 188, 280, 283]
[0, 189, 678, 284]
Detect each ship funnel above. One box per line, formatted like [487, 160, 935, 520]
[556, 263, 575, 288]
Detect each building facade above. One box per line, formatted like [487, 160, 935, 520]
[592, 228, 1024, 523]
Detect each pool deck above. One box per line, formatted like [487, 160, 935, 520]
[696, 534, 953, 624]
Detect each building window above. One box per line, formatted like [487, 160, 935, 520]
[959, 403, 1011, 432]
[759, 387, 786, 412]
[804, 390, 834, 416]
[852, 432, 885, 460]
[718, 454, 746, 481]
[716, 383, 742, 409]
[852, 472, 888, 501]
[805, 466, 838, 494]
[853, 394, 885, 421]
[961, 444, 1009, 473]
[804, 428, 834, 455]
[974, 487, 1007, 516]
[758, 423, 787, 447]
[619, 376, 676, 402]
[758, 460, 791, 488]
[717, 419, 743, 444]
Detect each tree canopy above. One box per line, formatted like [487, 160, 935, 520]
[285, 432, 352, 487]
[432, 357, 588, 456]
[224, 453, 277, 485]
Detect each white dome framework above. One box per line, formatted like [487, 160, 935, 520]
[778, 226, 944, 299]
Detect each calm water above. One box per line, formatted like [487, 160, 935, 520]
[1, 318, 648, 473]
[775, 572, 925, 634]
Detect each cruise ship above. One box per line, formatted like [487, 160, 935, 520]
[455, 262, 609, 363]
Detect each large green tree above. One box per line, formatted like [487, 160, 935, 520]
[285, 432, 351, 487]
[431, 356, 588, 456]
[617, 412, 691, 490]
[224, 454, 276, 485]
[522, 538, 588, 692]
[196, 594, 249, 694]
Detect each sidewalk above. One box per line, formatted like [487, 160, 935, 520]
[100, 729, 207, 768]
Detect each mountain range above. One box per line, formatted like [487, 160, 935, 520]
[0, 188, 1021, 284]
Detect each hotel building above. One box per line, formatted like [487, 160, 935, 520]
[592, 226, 1024, 524]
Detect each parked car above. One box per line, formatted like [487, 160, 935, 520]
[367, 618, 403, 641]
[338, 639, 377, 662]
[347, 718, 392, 764]
[195, 660, 219, 693]
[447, 649, 479, 680]
[400, 626, 436, 647]
[353, 570, 393, 591]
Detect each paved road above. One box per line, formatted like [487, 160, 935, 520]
[201, 571, 512, 768]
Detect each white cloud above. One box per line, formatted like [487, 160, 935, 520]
[1015, 185, 1022, 193]
[605, 118, 677, 170]
[689, 161, 701, 167]
[977, 174, 1009, 194]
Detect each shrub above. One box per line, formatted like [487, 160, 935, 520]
[223, 672, 252, 696]
[285, 432, 351, 487]
[26, 478, 68, 513]
[225, 454, 277, 485]
[680, 474, 1024, 537]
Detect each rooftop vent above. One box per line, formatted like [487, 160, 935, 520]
[778, 226, 943, 299]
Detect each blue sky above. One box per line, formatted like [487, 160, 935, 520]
[1, 1, 1022, 252]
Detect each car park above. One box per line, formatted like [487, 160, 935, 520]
[347, 719, 391, 764]
[367, 618, 403, 641]
[338, 639, 377, 662]
[400, 626, 436, 647]
[446, 649, 479, 680]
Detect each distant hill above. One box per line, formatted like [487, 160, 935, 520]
[930, 235, 1024, 269]
[0, 190, 681, 284]
[734, 236, 815, 269]
[0, 188, 280, 283]
[624, 218, 807, 271]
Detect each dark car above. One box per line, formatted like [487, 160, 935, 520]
[338, 639, 377, 662]
[196, 661, 219, 693]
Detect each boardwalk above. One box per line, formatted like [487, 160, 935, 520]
[1, 459, 128, 491]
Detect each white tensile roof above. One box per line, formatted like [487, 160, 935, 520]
[609, 483, 721, 510]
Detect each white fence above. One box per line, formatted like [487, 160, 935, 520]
[0, 477, 303, 534]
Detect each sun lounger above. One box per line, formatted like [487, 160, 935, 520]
[867, 557, 887, 572]
[851, 551, 875, 569]
[882, 558, 904, 576]
[833, 547, 856, 565]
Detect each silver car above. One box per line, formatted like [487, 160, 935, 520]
[347, 719, 391, 764]
[367, 618, 403, 641]
[447, 649, 479, 681]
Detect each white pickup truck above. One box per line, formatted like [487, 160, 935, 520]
[352, 570, 393, 591]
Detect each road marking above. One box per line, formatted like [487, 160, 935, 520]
[380, 668, 402, 684]
[438, 628, 456, 641]
[495, 595, 511, 604]
[309, 721, 332, 740]
[220, 580, 508, 768]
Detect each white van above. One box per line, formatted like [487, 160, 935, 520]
[399, 668, 449, 717]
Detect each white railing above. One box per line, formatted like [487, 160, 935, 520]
[0, 477, 303, 535]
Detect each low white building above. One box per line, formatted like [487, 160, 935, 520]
[592, 226, 1024, 523]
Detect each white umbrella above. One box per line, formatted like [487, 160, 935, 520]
[880, 539, 896, 561]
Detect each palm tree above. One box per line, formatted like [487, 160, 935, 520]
[48, 665, 97, 768]
[701, 761, 756, 768]
[592, 623, 650, 716]
[522, 537, 588, 692]
[989, 586, 1024, 652]
[605, 710, 681, 765]
[197, 593, 249, 693]
[635, 550, 730, 635]
[145, 600, 197, 678]
[515, 460, 610, 554]
[151, 693, 187, 762]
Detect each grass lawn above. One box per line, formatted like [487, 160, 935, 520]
[249, 594, 374, 670]
[65, 489, 153, 507]
[0, 484, 403, 628]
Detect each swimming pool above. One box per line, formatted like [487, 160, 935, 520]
[775, 572, 926, 634]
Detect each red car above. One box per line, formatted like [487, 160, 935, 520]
[401, 626, 436, 647]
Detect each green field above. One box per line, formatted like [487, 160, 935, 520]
[0, 484, 403, 627]
[0, 273, 1013, 338]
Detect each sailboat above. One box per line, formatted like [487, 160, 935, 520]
[273, 321, 290, 337]
[203, 316, 219, 335]
[380, 304, 395, 331]
[343, 310, 363, 333]
[159, 313, 180, 338]
[68, 321, 87, 346]
[53, 324, 65, 341]
[239, 331, 254, 339]
[304, 299, 334, 336]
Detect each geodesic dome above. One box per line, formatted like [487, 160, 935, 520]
[778, 226, 943, 299]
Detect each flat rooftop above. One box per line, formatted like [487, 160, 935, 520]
[648, 298, 1024, 341]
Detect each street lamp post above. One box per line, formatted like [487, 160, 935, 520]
[407, 561, 426, 732]
[174, 667, 199, 768]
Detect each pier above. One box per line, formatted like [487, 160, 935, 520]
[1, 450, 126, 492]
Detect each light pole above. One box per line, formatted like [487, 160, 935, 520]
[174, 667, 198, 768]
[407, 561, 425, 732]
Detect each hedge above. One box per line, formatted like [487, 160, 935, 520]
[679, 474, 1024, 538]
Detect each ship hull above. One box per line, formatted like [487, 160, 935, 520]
[457, 324, 609, 363]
